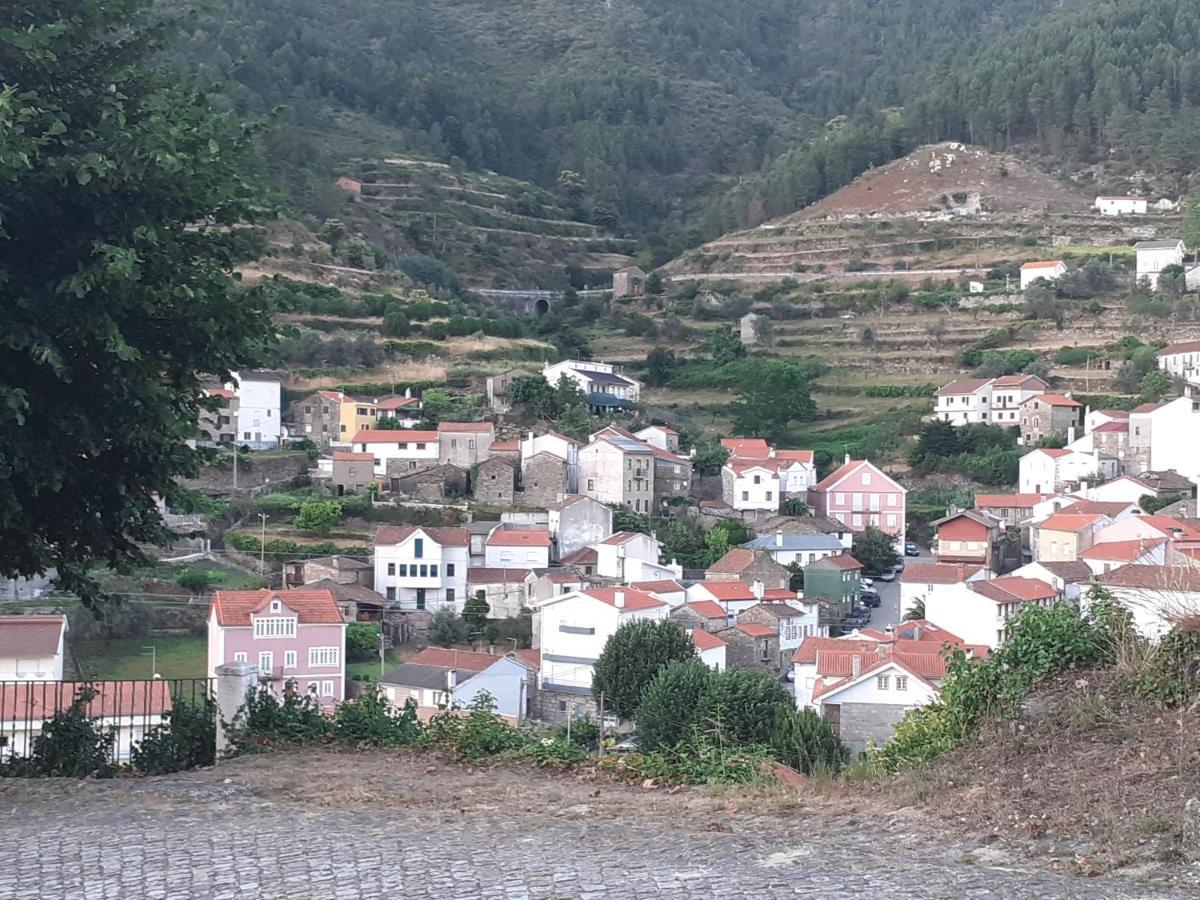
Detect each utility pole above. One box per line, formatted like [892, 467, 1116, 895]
[232, 445, 238, 491]
[598, 691, 606, 757]
[259, 513, 269, 573]
[141, 645, 156, 679]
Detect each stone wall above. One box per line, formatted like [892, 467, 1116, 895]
[475, 458, 516, 506]
[834, 702, 910, 755]
[528, 685, 597, 724]
[521, 454, 568, 508]
[183, 452, 310, 496]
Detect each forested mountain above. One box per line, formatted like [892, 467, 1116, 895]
[173, 0, 1066, 257]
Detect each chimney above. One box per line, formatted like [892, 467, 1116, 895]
[774, 530, 784, 548]
[445, 668, 457, 691]
[912, 625, 923, 641]
[851, 654, 861, 678]
[614, 590, 626, 608]
[1079, 479, 1089, 493]
[1067, 425, 1077, 445]
[751, 579, 764, 600]
[844, 453, 851, 465]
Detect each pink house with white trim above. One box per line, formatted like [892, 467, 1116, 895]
[207, 589, 347, 706]
[808, 457, 907, 547]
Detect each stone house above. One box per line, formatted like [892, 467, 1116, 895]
[285, 555, 373, 591]
[1019, 394, 1084, 446]
[198, 388, 238, 445]
[704, 549, 790, 589]
[1091, 420, 1130, 472]
[612, 265, 646, 298]
[439, 422, 494, 469]
[671, 599, 731, 633]
[331, 451, 376, 496]
[650, 446, 691, 507]
[521, 451, 570, 508]
[475, 457, 516, 506]
[486, 367, 537, 413]
[737, 601, 822, 670]
[718, 622, 780, 673]
[387, 462, 468, 501]
[578, 434, 655, 513]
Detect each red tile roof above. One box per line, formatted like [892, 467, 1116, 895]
[761, 588, 798, 601]
[693, 581, 756, 601]
[0, 615, 66, 657]
[486, 530, 550, 547]
[438, 422, 494, 433]
[582, 587, 666, 612]
[1032, 394, 1083, 408]
[812, 459, 900, 493]
[0, 681, 172, 723]
[352, 429, 438, 443]
[721, 437, 771, 457]
[628, 579, 686, 594]
[735, 622, 776, 638]
[466, 567, 534, 583]
[490, 440, 520, 451]
[375, 396, 420, 411]
[1092, 421, 1129, 433]
[936, 377, 990, 396]
[1079, 538, 1164, 562]
[513, 648, 541, 669]
[1038, 448, 1072, 458]
[210, 589, 343, 627]
[332, 451, 374, 461]
[1134, 516, 1200, 540]
[705, 549, 758, 574]
[975, 493, 1051, 508]
[1160, 340, 1200, 356]
[808, 554, 862, 571]
[991, 374, 1047, 388]
[814, 648, 950, 680]
[970, 577, 1059, 604]
[204, 387, 236, 399]
[374, 525, 470, 546]
[560, 547, 598, 566]
[1066, 500, 1137, 517]
[1021, 259, 1064, 269]
[1097, 565, 1200, 591]
[792, 636, 875, 664]
[728, 458, 783, 475]
[598, 531, 643, 545]
[690, 629, 727, 651]
[684, 600, 727, 619]
[1132, 402, 1164, 414]
[774, 450, 815, 464]
[899, 562, 984, 585]
[650, 446, 690, 465]
[1039, 512, 1102, 533]
[410, 647, 500, 672]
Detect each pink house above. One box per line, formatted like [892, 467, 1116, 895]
[809, 457, 907, 546]
[207, 589, 347, 706]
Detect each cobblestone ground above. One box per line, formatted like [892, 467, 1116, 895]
[0, 768, 1191, 899]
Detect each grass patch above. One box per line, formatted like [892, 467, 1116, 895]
[74, 635, 208, 680]
[346, 649, 408, 683]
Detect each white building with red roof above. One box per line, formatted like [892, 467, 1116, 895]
[722, 457, 783, 512]
[898, 561, 990, 618]
[1018, 447, 1098, 495]
[593, 531, 680, 581]
[207, 588, 347, 704]
[684, 580, 762, 616]
[374, 526, 470, 612]
[0, 614, 68, 681]
[351, 428, 440, 476]
[484, 529, 552, 569]
[925, 576, 1062, 649]
[1158, 339, 1200, 381]
[689, 627, 727, 671]
[1079, 538, 1166, 576]
[635, 425, 680, 453]
[1019, 259, 1066, 290]
[1095, 565, 1200, 640]
[934, 374, 1048, 428]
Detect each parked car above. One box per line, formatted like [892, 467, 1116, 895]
[860, 589, 881, 608]
[875, 568, 897, 582]
[860, 577, 874, 588]
[905, 542, 921, 557]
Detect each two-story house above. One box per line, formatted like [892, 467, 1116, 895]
[635, 425, 680, 452]
[351, 429, 440, 477]
[375, 394, 423, 426]
[1019, 394, 1084, 445]
[486, 367, 538, 414]
[439, 422, 495, 468]
[926, 576, 1061, 649]
[1158, 340, 1200, 382]
[578, 434, 654, 513]
[742, 530, 846, 568]
[290, 391, 346, 447]
[207, 588, 347, 704]
[532, 587, 668, 721]
[231, 371, 282, 449]
[594, 531, 680, 581]
[722, 458, 782, 512]
[802, 554, 862, 619]
[933, 378, 993, 425]
[542, 360, 641, 411]
[1135, 239, 1185, 289]
[808, 457, 907, 548]
[1018, 447, 1099, 494]
[0, 615, 68, 681]
[484, 530, 552, 569]
[373, 526, 470, 612]
[775, 450, 817, 498]
[931, 509, 1001, 569]
[546, 495, 613, 560]
[197, 387, 238, 445]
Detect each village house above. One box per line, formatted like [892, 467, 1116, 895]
[649, 445, 692, 507]
[1085, 471, 1193, 505]
[1128, 397, 1200, 483]
[1135, 239, 1185, 289]
[542, 359, 641, 412]
[594, 531, 680, 582]
[989, 374, 1051, 426]
[578, 433, 654, 513]
[721, 622, 781, 674]
[1158, 340, 1200, 381]
[375, 393, 423, 426]
[722, 458, 782, 512]
[802, 554, 862, 617]
[484, 530, 552, 569]
[689, 627, 727, 671]
[1094, 195, 1148, 216]
[546, 495, 613, 560]
[474, 456, 516, 506]
[1079, 538, 1166, 576]
[351, 429, 439, 477]
[530, 570, 585, 604]
[485, 367, 537, 413]
[933, 377, 993, 425]
[207, 588, 347, 705]
[521, 451, 571, 508]
[775, 450, 817, 497]
[898, 562, 989, 618]
[229, 371, 283, 449]
[672, 599, 732, 632]
[931, 509, 1001, 570]
[704, 548, 791, 589]
[635, 425, 680, 453]
[1089, 420, 1131, 473]
[1034, 512, 1108, 562]
[612, 265, 646, 298]
[1091, 514, 1200, 557]
[466, 568, 535, 620]
[331, 451, 376, 495]
[684, 581, 762, 618]
[627, 579, 688, 607]
[531, 587, 668, 721]
[520, 431, 579, 489]
[926, 576, 1061, 649]
[381, 647, 536, 724]
[560, 546, 598, 576]
[973, 493, 1058, 527]
[1094, 565, 1200, 640]
[284, 555, 373, 592]
[753, 514, 854, 547]
[741, 530, 846, 568]
[808, 457, 907, 549]
[1019, 394, 1084, 445]
[388, 463, 467, 501]
[721, 437, 771, 458]
[738, 600, 824, 668]
[439, 422, 495, 468]
[1019, 259, 1067, 290]
[302, 579, 384, 623]
[0, 615, 68, 681]
[287, 390, 343, 445]
[373, 526, 470, 612]
[1018, 447, 1098, 495]
[197, 387, 238, 444]
[1009, 560, 1092, 602]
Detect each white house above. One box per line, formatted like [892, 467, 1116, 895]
[351, 429, 440, 477]
[542, 359, 641, 408]
[690, 627, 727, 671]
[1094, 196, 1147, 216]
[685, 580, 761, 617]
[1079, 538, 1166, 576]
[484, 530, 552, 569]
[546, 494, 613, 560]
[533, 587, 668, 693]
[380, 647, 536, 724]
[231, 371, 282, 448]
[1131, 397, 1200, 482]
[0, 615, 67, 680]
[934, 377, 992, 425]
[1009, 560, 1092, 602]
[925, 576, 1060, 650]
[373, 526, 470, 612]
[898, 562, 989, 618]
[1019, 260, 1067, 290]
[635, 425, 679, 452]
[1135, 239, 1185, 290]
[1083, 474, 1167, 506]
[1094, 565, 1200, 641]
[593, 531, 680, 581]
[466, 568, 535, 619]
[1158, 340, 1200, 381]
[722, 459, 782, 512]
[775, 450, 817, 496]
[1091, 514, 1200, 555]
[578, 434, 655, 513]
[1018, 448, 1099, 495]
[741, 530, 845, 567]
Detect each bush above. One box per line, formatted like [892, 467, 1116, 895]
[294, 499, 342, 535]
[768, 707, 848, 775]
[131, 700, 216, 774]
[346, 622, 380, 662]
[232, 683, 330, 750]
[428, 608, 470, 646]
[636, 659, 718, 752]
[421, 693, 524, 760]
[595, 740, 774, 786]
[592, 619, 697, 720]
[704, 667, 794, 747]
[332, 690, 422, 747]
[177, 568, 217, 592]
[4, 687, 117, 777]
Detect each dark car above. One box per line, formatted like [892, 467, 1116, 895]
[844, 607, 871, 630]
[860, 588, 881, 608]
[905, 542, 921, 557]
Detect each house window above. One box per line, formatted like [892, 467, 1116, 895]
[446, 564, 455, 576]
[258, 651, 273, 673]
[446, 588, 455, 604]
[835, 492, 845, 505]
[876, 675, 889, 690]
[284, 650, 297, 669]
[862, 472, 872, 485]
[753, 475, 761, 485]
[587, 479, 595, 492]
[322, 680, 334, 696]
[270, 599, 281, 613]
[888, 494, 897, 507]
[398, 564, 408, 576]
[387, 563, 396, 576]
[234, 652, 247, 663]
[254, 617, 296, 639]
[309, 647, 340, 667]
[766, 491, 773, 501]
[852, 514, 862, 527]
[386, 587, 395, 601]
[414, 538, 424, 558]
[430, 564, 439, 577]
[742, 491, 749, 501]
[895, 676, 908, 691]
[419, 564, 428, 577]
[416, 443, 426, 450]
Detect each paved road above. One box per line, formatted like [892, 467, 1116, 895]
[0, 774, 1188, 899]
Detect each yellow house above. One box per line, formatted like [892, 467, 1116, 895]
[338, 396, 377, 438]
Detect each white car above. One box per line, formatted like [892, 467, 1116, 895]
[860, 577, 874, 588]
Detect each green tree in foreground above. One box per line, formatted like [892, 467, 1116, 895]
[294, 500, 342, 535]
[0, 1, 275, 605]
[852, 526, 901, 574]
[462, 592, 490, 631]
[592, 619, 696, 719]
[636, 659, 718, 751]
[428, 609, 470, 647]
[346, 623, 381, 662]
